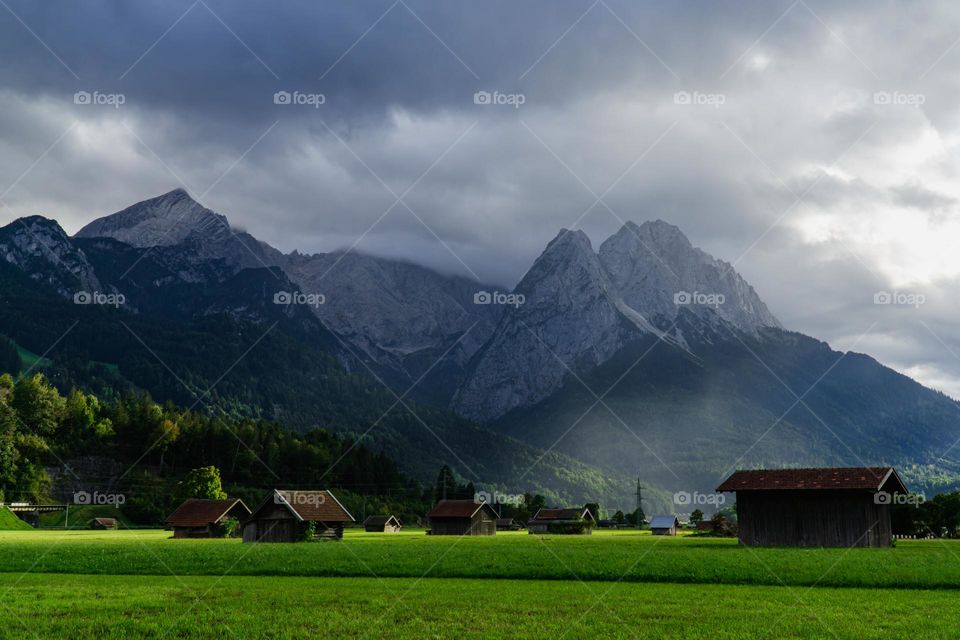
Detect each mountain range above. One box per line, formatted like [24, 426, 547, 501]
[2, 188, 959, 510]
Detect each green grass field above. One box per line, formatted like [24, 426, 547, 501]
[0, 507, 31, 531]
[2, 529, 959, 638]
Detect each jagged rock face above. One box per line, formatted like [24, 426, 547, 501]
[452, 230, 636, 421]
[452, 222, 781, 422]
[76, 189, 284, 271]
[0, 216, 101, 297]
[284, 250, 501, 373]
[599, 220, 781, 332]
[77, 188, 226, 247]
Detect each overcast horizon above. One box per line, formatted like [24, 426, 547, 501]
[2, 0, 960, 399]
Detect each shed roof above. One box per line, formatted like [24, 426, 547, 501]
[251, 490, 354, 523]
[166, 499, 250, 527]
[717, 467, 907, 493]
[364, 515, 400, 527]
[649, 515, 679, 529]
[93, 517, 117, 526]
[427, 499, 497, 519]
[529, 507, 594, 522]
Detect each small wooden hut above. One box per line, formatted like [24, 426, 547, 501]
[364, 515, 402, 533]
[649, 515, 679, 535]
[527, 507, 595, 534]
[165, 498, 251, 538]
[496, 517, 521, 531]
[90, 517, 117, 530]
[427, 500, 497, 535]
[242, 490, 354, 542]
[717, 466, 907, 548]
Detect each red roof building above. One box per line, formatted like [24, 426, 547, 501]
[165, 498, 250, 538]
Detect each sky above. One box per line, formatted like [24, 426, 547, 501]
[0, 0, 959, 398]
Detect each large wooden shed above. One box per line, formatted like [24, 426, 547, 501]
[717, 466, 908, 548]
[242, 490, 354, 542]
[427, 500, 497, 535]
[166, 498, 250, 538]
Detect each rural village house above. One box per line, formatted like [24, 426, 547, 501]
[527, 507, 595, 534]
[242, 490, 354, 542]
[649, 515, 680, 535]
[717, 466, 908, 548]
[165, 498, 251, 538]
[427, 499, 498, 535]
[364, 515, 402, 532]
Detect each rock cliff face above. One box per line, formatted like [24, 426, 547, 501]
[0, 215, 102, 297]
[75, 189, 284, 271]
[452, 222, 781, 421]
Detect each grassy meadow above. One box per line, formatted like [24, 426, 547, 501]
[2, 529, 960, 638]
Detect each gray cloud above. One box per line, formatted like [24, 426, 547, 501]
[2, 0, 960, 398]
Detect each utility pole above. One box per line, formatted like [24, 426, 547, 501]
[635, 477, 643, 528]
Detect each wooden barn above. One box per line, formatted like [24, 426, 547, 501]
[242, 490, 354, 543]
[649, 515, 680, 535]
[527, 507, 595, 534]
[364, 515, 402, 533]
[90, 517, 117, 530]
[427, 500, 497, 535]
[165, 498, 250, 538]
[717, 466, 908, 548]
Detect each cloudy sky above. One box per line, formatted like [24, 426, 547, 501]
[1, 0, 959, 397]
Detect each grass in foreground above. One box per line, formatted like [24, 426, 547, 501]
[0, 573, 957, 639]
[3, 529, 960, 590]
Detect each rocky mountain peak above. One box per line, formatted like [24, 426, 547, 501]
[0, 216, 101, 297]
[453, 220, 782, 421]
[599, 220, 781, 332]
[75, 188, 230, 248]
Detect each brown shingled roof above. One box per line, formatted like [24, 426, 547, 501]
[166, 499, 250, 527]
[717, 467, 907, 493]
[529, 507, 594, 522]
[270, 490, 354, 523]
[427, 499, 497, 519]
